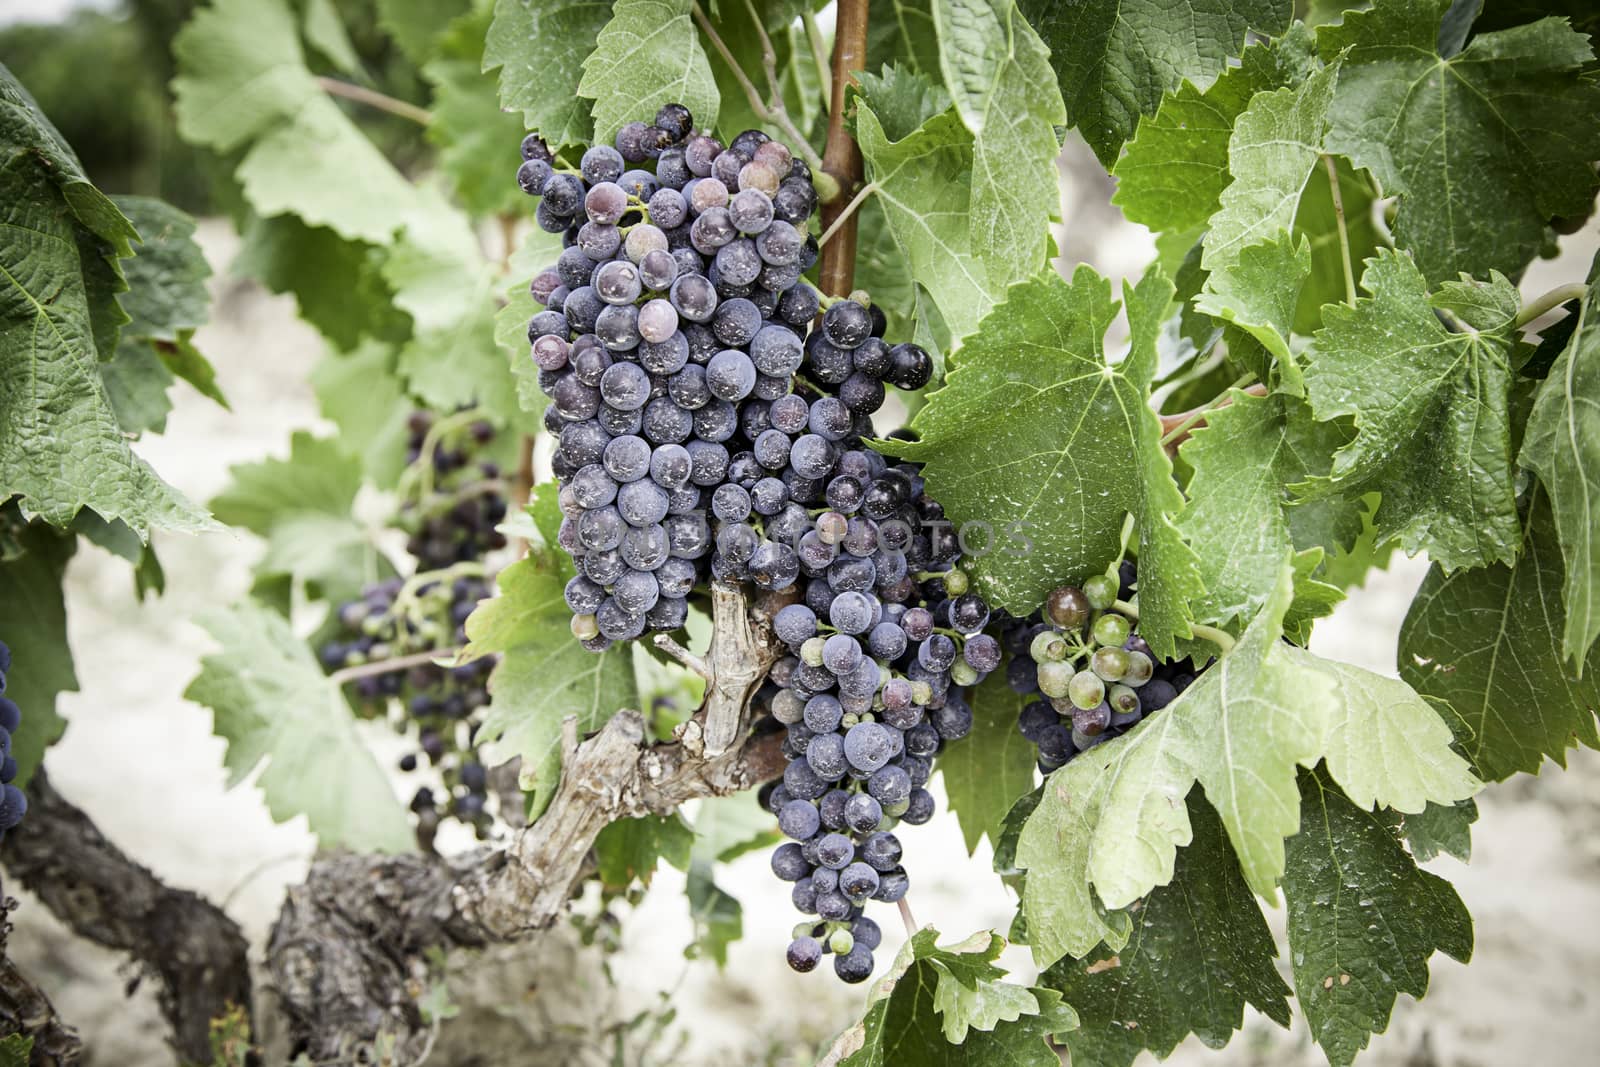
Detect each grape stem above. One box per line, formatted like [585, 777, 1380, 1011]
[314, 76, 431, 126]
[1157, 377, 1262, 452]
[802, 9, 833, 108]
[399, 406, 489, 502]
[897, 896, 919, 937]
[1112, 599, 1236, 655]
[327, 647, 465, 686]
[817, 181, 878, 248]
[818, 0, 870, 297]
[1321, 155, 1356, 306]
[690, 3, 825, 173]
[1514, 282, 1587, 329]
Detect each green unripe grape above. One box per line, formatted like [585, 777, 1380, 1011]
[1068, 670, 1106, 710]
[1092, 613, 1132, 648]
[858, 712, 876, 724]
[951, 659, 980, 686]
[571, 613, 599, 640]
[841, 712, 860, 729]
[883, 798, 910, 818]
[794, 921, 817, 940]
[1030, 629, 1069, 663]
[944, 569, 970, 595]
[368, 642, 391, 661]
[830, 929, 855, 954]
[801, 635, 827, 667]
[910, 680, 934, 706]
[1091, 646, 1130, 682]
[1083, 573, 1118, 610]
[362, 615, 386, 636]
[1037, 658, 1074, 699]
[1124, 650, 1154, 686]
[1045, 585, 1091, 630]
[1108, 684, 1141, 715]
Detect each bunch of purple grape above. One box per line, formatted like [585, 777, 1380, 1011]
[0, 641, 27, 842]
[400, 411, 509, 570]
[1002, 562, 1207, 773]
[519, 105, 932, 649]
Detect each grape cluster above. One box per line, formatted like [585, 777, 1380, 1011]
[319, 411, 508, 837]
[753, 473, 994, 984]
[1002, 562, 1206, 772]
[0, 642, 27, 841]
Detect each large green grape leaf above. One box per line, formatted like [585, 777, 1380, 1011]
[854, 62, 952, 144]
[1043, 795, 1291, 1067]
[940, 669, 1038, 855]
[1285, 768, 1473, 1067]
[930, 0, 1064, 289]
[234, 215, 411, 352]
[1110, 33, 1306, 233]
[881, 266, 1203, 658]
[377, 0, 474, 64]
[1300, 250, 1521, 571]
[461, 555, 638, 821]
[1201, 60, 1338, 272]
[0, 160, 213, 536]
[1519, 259, 1600, 669]
[301, 0, 362, 74]
[1020, 0, 1292, 166]
[185, 601, 413, 851]
[99, 341, 176, 437]
[1319, 0, 1600, 285]
[1193, 229, 1311, 392]
[1177, 389, 1354, 628]
[867, 0, 941, 75]
[824, 929, 1077, 1065]
[173, 0, 419, 244]
[578, 0, 719, 144]
[594, 812, 693, 889]
[1289, 155, 1384, 334]
[1015, 563, 1473, 963]
[310, 342, 415, 490]
[1400, 492, 1600, 781]
[425, 57, 528, 218]
[855, 106, 999, 346]
[484, 0, 610, 147]
[0, 521, 76, 788]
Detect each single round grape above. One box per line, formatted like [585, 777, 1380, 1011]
[779, 798, 821, 841]
[618, 478, 671, 526]
[617, 168, 658, 201]
[577, 221, 621, 260]
[624, 224, 668, 263]
[822, 633, 863, 676]
[815, 832, 855, 870]
[517, 157, 553, 196]
[1124, 649, 1154, 686]
[638, 249, 679, 293]
[771, 842, 809, 881]
[595, 260, 642, 306]
[541, 173, 585, 216]
[581, 144, 624, 184]
[690, 207, 736, 252]
[1108, 683, 1141, 717]
[738, 160, 782, 196]
[778, 282, 819, 325]
[887, 343, 933, 390]
[787, 936, 823, 973]
[1091, 646, 1130, 682]
[641, 396, 693, 444]
[712, 298, 761, 346]
[669, 274, 718, 322]
[1038, 658, 1074, 699]
[521, 132, 553, 163]
[584, 181, 628, 225]
[1073, 701, 1113, 737]
[615, 120, 651, 163]
[808, 397, 853, 441]
[729, 188, 775, 233]
[531, 333, 569, 371]
[1046, 585, 1091, 630]
[950, 592, 990, 633]
[636, 299, 679, 345]
[823, 301, 873, 348]
[596, 597, 646, 640]
[839, 862, 880, 902]
[583, 547, 626, 585]
[569, 464, 619, 509]
[686, 439, 730, 484]
[1141, 678, 1179, 711]
[834, 945, 874, 984]
[657, 556, 697, 598]
[806, 732, 849, 780]
[621, 523, 671, 571]
[1093, 613, 1132, 648]
[828, 590, 874, 634]
[706, 349, 757, 401]
[1029, 629, 1069, 662]
[685, 134, 720, 175]
[842, 721, 894, 773]
[594, 303, 640, 350]
[564, 574, 607, 614]
[1084, 572, 1118, 610]
[667, 365, 710, 410]
[598, 361, 650, 412]
[1068, 670, 1106, 711]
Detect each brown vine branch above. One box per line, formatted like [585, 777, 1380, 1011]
[1, 770, 252, 1064]
[1158, 381, 1267, 454]
[817, 0, 869, 297]
[0, 906, 82, 1066]
[267, 585, 784, 1063]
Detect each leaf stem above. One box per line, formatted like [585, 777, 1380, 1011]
[1322, 155, 1357, 305]
[328, 647, 464, 685]
[315, 76, 431, 126]
[802, 9, 833, 109]
[1113, 599, 1236, 655]
[817, 181, 877, 248]
[1514, 282, 1587, 329]
[691, 3, 824, 172]
[818, 0, 870, 296]
[1157, 375, 1259, 449]
[897, 896, 918, 937]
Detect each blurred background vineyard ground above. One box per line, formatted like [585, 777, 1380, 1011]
[4, 2, 1599, 1065]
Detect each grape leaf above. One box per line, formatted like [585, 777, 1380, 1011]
[683, 791, 776, 966]
[425, 57, 528, 218]
[0, 160, 213, 536]
[1020, 0, 1292, 166]
[0, 521, 76, 789]
[378, 0, 474, 64]
[824, 928, 1077, 1066]
[1319, 0, 1600, 285]
[310, 343, 414, 490]
[867, 0, 941, 76]
[854, 63, 952, 143]
[940, 668, 1038, 855]
[1016, 561, 1472, 963]
[1177, 389, 1353, 628]
[173, 0, 419, 244]
[854, 106, 998, 345]
[1402, 798, 1476, 863]
[461, 555, 638, 820]
[301, 0, 362, 75]
[1290, 155, 1384, 334]
[484, 0, 610, 147]
[880, 266, 1203, 659]
[99, 341, 176, 436]
[685, 863, 742, 966]
[1285, 768, 1473, 1067]
[233, 215, 411, 352]
[578, 0, 719, 145]
[1519, 259, 1600, 669]
[185, 601, 413, 851]
[496, 227, 566, 423]
[1202, 60, 1338, 272]
[1193, 230, 1311, 392]
[1043, 794, 1291, 1067]
[0, 1035, 31, 1067]
[1399, 492, 1600, 781]
[594, 812, 693, 889]
[1111, 34, 1304, 233]
[1300, 249, 1521, 571]
[930, 0, 1064, 288]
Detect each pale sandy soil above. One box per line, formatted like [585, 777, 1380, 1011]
[9, 192, 1600, 1066]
